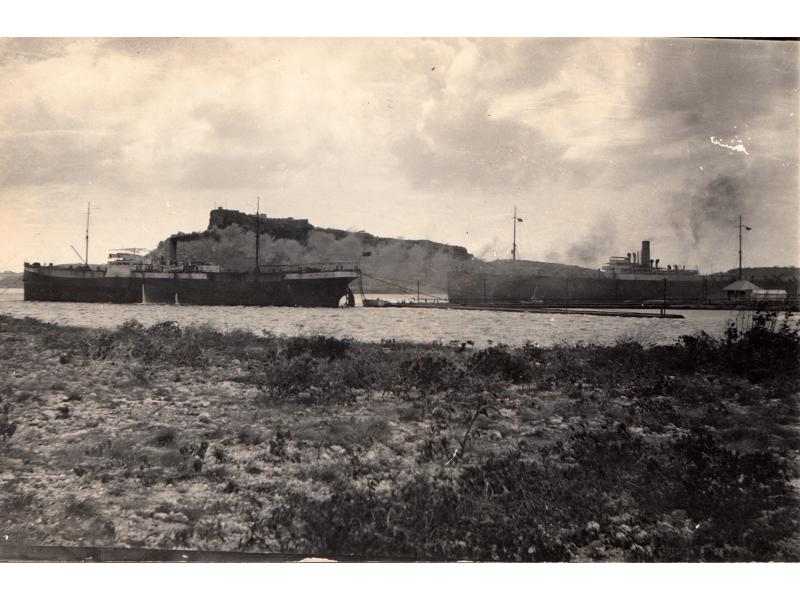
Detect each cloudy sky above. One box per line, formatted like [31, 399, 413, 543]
[0, 37, 797, 272]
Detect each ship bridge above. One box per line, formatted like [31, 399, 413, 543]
[601, 241, 698, 276]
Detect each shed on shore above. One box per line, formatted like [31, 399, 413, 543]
[723, 280, 761, 300]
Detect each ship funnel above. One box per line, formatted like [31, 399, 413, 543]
[641, 241, 650, 267]
[655, 258, 660, 269]
[167, 237, 178, 262]
[626, 252, 631, 262]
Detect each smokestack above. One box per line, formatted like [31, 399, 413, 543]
[641, 241, 650, 267]
[168, 238, 178, 263]
[626, 252, 631, 262]
[655, 258, 660, 269]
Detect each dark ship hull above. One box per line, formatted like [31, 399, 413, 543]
[447, 267, 709, 305]
[448, 236, 800, 307]
[24, 264, 358, 308]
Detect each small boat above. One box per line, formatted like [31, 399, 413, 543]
[363, 298, 395, 308]
[520, 287, 543, 305]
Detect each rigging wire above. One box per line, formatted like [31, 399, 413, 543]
[0, 280, 21, 296]
[359, 271, 448, 302]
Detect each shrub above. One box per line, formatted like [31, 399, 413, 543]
[468, 345, 532, 383]
[150, 427, 177, 447]
[269, 426, 290, 459]
[675, 331, 722, 371]
[263, 354, 319, 396]
[285, 336, 351, 361]
[520, 341, 546, 362]
[147, 320, 182, 337]
[400, 354, 462, 392]
[80, 320, 209, 367]
[256, 423, 797, 561]
[0, 403, 16, 441]
[64, 496, 97, 518]
[723, 311, 800, 379]
[237, 427, 264, 446]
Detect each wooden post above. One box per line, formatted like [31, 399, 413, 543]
[255, 197, 260, 273]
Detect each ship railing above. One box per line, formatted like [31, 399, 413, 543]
[257, 262, 360, 273]
[25, 262, 107, 272]
[127, 261, 360, 274]
[601, 266, 701, 275]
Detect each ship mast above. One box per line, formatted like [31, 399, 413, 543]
[511, 206, 523, 261]
[255, 197, 261, 273]
[84, 202, 90, 266]
[512, 205, 517, 261]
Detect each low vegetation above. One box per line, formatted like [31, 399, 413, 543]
[0, 311, 798, 561]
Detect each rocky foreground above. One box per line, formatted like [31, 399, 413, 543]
[0, 313, 798, 561]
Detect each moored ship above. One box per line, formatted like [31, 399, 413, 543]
[447, 207, 800, 307]
[24, 253, 359, 307]
[23, 204, 359, 307]
[447, 240, 709, 305]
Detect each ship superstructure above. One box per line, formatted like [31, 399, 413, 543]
[24, 254, 358, 307]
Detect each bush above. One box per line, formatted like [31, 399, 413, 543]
[468, 345, 532, 383]
[150, 427, 177, 447]
[400, 354, 462, 392]
[256, 422, 797, 561]
[672, 311, 800, 381]
[80, 320, 209, 367]
[237, 427, 264, 446]
[285, 336, 351, 361]
[520, 341, 546, 361]
[257, 354, 320, 399]
[723, 311, 800, 379]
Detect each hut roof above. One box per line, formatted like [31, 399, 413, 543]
[723, 280, 762, 291]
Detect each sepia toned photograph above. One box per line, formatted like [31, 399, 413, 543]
[0, 35, 798, 564]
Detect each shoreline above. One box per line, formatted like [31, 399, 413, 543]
[1, 314, 798, 561]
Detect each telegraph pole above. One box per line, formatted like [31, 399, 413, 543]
[255, 197, 260, 273]
[512, 206, 517, 261]
[84, 202, 90, 266]
[737, 215, 751, 280]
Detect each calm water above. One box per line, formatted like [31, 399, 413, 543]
[0, 288, 749, 347]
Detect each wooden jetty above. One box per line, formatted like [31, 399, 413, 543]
[362, 300, 684, 319]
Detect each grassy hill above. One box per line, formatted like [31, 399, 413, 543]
[0, 271, 22, 288]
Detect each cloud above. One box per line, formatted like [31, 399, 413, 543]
[0, 38, 797, 272]
[391, 39, 581, 191]
[175, 150, 304, 190]
[489, 39, 646, 162]
[0, 38, 72, 65]
[636, 39, 797, 121]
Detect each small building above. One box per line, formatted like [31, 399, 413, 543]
[723, 279, 761, 300]
[751, 288, 788, 302]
